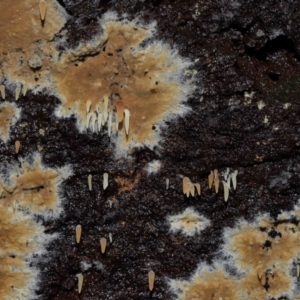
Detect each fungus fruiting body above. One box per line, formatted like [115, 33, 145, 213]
[0, 154, 71, 299]
[148, 270, 155, 291]
[77, 273, 83, 294]
[76, 225, 82, 243]
[167, 207, 210, 236]
[1, 8, 194, 156]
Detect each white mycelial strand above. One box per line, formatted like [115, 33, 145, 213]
[103, 173, 108, 190]
[124, 108, 130, 135]
[109, 233, 112, 243]
[222, 180, 229, 202]
[77, 273, 83, 294]
[166, 178, 169, 190]
[88, 174, 92, 191]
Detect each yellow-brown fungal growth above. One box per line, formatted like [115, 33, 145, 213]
[0, 0, 67, 89]
[170, 209, 300, 300]
[2, 8, 193, 155]
[0, 102, 20, 142]
[7, 156, 70, 216]
[167, 207, 210, 236]
[170, 264, 240, 300]
[0, 154, 71, 299]
[223, 218, 299, 271]
[51, 13, 193, 156]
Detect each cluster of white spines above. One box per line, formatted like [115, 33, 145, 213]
[85, 95, 130, 137]
[0, 84, 28, 100]
[181, 168, 238, 202]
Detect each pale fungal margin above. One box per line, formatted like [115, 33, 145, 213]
[145, 160, 161, 175]
[0, 153, 72, 299]
[167, 207, 210, 236]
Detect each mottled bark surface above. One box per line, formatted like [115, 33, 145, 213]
[3, 1, 300, 299]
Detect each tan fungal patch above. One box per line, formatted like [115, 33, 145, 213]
[2, 10, 192, 155]
[0, 0, 67, 91]
[170, 266, 239, 300]
[50, 14, 192, 155]
[167, 207, 210, 236]
[225, 220, 299, 270]
[10, 157, 65, 214]
[239, 267, 292, 299]
[0, 154, 70, 298]
[0, 102, 20, 142]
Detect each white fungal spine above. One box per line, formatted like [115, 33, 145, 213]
[124, 108, 130, 135]
[222, 180, 230, 202]
[231, 170, 238, 190]
[0, 85, 5, 99]
[103, 173, 108, 190]
[166, 178, 169, 190]
[39, 0, 47, 21]
[100, 237, 107, 253]
[77, 273, 83, 294]
[148, 270, 155, 291]
[88, 174, 92, 191]
[76, 225, 82, 243]
[15, 86, 21, 100]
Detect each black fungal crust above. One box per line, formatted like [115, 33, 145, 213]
[2, 0, 300, 299]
